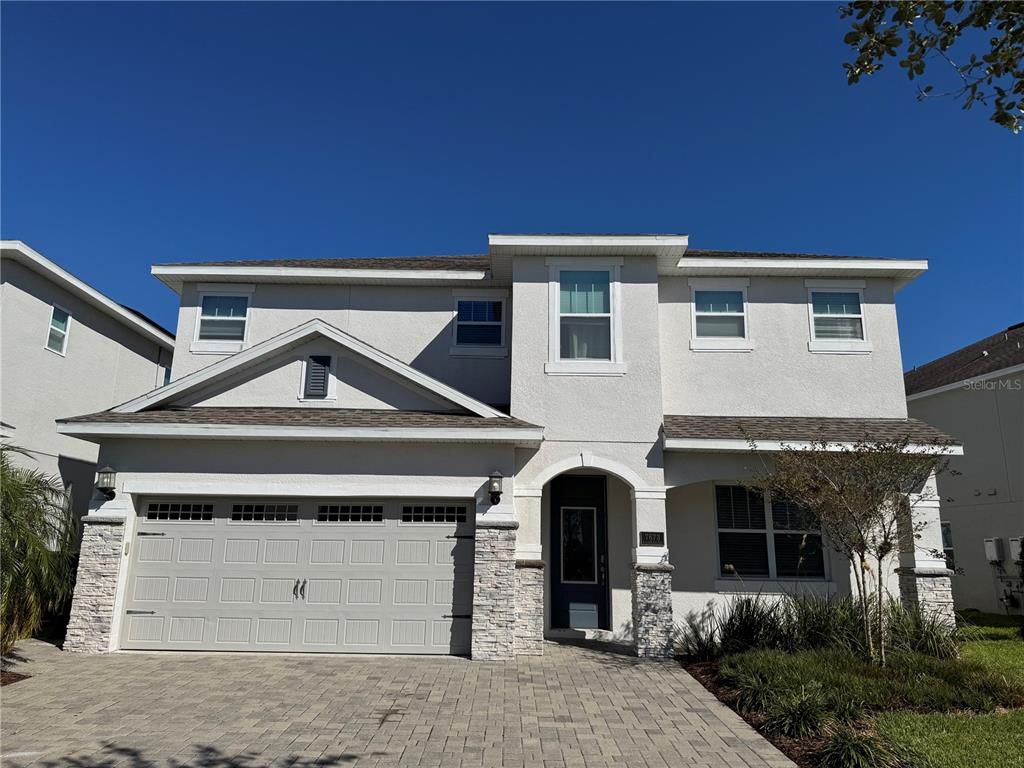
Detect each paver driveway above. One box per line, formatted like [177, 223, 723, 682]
[1, 639, 793, 768]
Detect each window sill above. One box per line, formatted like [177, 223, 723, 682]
[690, 338, 754, 352]
[544, 361, 627, 376]
[715, 578, 836, 594]
[296, 397, 337, 404]
[44, 345, 67, 358]
[807, 340, 873, 354]
[191, 340, 244, 354]
[449, 346, 508, 358]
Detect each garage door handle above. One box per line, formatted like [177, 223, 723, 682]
[299, 579, 307, 599]
[293, 579, 300, 599]
[126, 610, 156, 615]
[446, 535, 475, 540]
[443, 614, 472, 619]
[137, 532, 166, 537]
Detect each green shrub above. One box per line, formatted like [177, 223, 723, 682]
[676, 610, 720, 661]
[764, 682, 828, 738]
[729, 668, 781, 714]
[717, 595, 786, 655]
[782, 594, 868, 654]
[887, 600, 959, 659]
[818, 724, 903, 768]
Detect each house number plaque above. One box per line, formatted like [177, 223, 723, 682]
[639, 531, 664, 547]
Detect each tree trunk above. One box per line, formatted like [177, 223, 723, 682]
[853, 553, 873, 660]
[876, 557, 887, 667]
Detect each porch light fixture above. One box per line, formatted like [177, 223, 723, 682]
[96, 466, 117, 500]
[488, 471, 503, 505]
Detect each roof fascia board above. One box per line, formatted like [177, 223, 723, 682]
[489, 234, 689, 249]
[151, 265, 489, 293]
[906, 362, 1024, 401]
[663, 437, 962, 455]
[673, 257, 927, 275]
[111, 318, 507, 418]
[2, 241, 175, 349]
[57, 421, 543, 444]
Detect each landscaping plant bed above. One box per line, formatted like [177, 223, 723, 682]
[1, 668, 29, 686]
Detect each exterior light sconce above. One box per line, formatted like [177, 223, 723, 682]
[96, 466, 117, 500]
[488, 471, 503, 505]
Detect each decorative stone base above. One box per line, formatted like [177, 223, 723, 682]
[514, 560, 545, 656]
[64, 519, 126, 652]
[632, 563, 675, 658]
[898, 567, 956, 627]
[471, 519, 518, 661]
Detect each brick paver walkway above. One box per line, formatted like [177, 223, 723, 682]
[1, 639, 793, 768]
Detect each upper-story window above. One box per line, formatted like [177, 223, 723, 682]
[805, 281, 872, 354]
[716, 485, 825, 581]
[450, 290, 507, 358]
[689, 278, 752, 352]
[546, 260, 625, 375]
[198, 295, 248, 341]
[45, 305, 71, 355]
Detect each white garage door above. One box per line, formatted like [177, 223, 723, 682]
[120, 498, 474, 654]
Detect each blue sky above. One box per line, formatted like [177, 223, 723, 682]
[2, 2, 1021, 368]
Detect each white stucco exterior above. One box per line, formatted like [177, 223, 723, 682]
[1, 243, 174, 517]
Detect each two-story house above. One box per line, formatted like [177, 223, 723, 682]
[906, 323, 1023, 615]
[58, 234, 959, 659]
[1, 241, 175, 518]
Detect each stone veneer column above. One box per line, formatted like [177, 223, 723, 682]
[897, 471, 956, 627]
[513, 560, 545, 656]
[471, 519, 518, 661]
[64, 518, 126, 652]
[631, 563, 675, 658]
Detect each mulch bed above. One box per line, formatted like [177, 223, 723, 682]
[681, 658, 823, 768]
[1, 668, 29, 686]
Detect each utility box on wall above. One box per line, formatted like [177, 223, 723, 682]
[984, 537, 1005, 563]
[1010, 537, 1022, 564]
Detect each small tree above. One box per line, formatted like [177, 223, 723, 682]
[749, 435, 952, 665]
[1, 444, 80, 655]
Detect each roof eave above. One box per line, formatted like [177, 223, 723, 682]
[663, 436, 962, 455]
[488, 233, 690, 259]
[56, 421, 544, 446]
[667, 257, 928, 286]
[150, 265, 491, 294]
[2, 240, 176, 350]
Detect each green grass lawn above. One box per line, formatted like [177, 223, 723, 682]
[875, 613, 1024, 768]
[877, 709, 1024, 768]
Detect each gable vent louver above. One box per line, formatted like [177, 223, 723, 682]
[304, 355, 331, 399]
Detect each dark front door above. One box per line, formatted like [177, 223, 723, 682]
[550, 475, 609, 629]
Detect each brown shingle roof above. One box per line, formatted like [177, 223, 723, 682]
[905, 323, 1024, 396]
[663, 414, 959, 445]
[59, 407, 539, 429]
[156, 255, 490, 270]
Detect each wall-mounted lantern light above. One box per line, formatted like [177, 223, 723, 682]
[96, 466, 117, 500]
[488, 471, 503, 505]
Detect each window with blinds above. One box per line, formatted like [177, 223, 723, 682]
[810, 290, 864, 341]
[716, 486, 826, 580]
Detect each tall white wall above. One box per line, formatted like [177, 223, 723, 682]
[659, 275, 908, 418]
[908, 371, 1024, 613]
[172, 282, 511, 407]
[1, 258, 171, 516]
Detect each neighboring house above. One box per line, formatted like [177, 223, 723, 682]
[0, 241, 175, 519]
[906, 323, 1024, 616]
[57, 234, 959, 659]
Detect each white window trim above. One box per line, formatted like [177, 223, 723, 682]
[44, 304, 72, 356]
[560, 506, 599, 585]
[714, 484, 831, 583]
[688, 278, 753, 352]
[545, 257, 625, 376]
[191, 285, 254, 354]
[805, 280, 872, 354]
[450, 288, 508, 358]
[297, 354, 337, 402]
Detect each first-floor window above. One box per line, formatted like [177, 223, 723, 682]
[941, 522, 955, 570]
[716, 485, 825, 579]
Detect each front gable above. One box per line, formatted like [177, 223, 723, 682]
[113, 318, 507, 418]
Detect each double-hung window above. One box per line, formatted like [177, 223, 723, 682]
[451, 291, 507, 357]
[559, 270, 611, 360]
[45, 306, 70, 355]
[806, 282, 871, 353]
[689, 278, 752, 351]
[716, 485, 825, 580]
[198, 295, 248, 341]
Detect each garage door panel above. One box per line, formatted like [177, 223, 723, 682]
[122, 498, 474, 654]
